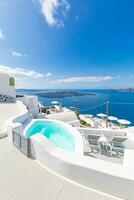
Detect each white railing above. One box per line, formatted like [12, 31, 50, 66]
[76, 127, 126, 140]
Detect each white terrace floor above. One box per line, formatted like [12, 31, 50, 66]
[0, 102, 22, 127]
[0, 137, 118, 200]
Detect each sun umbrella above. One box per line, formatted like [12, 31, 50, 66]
[70, 106, 76, 109]
[86, 114, 94, 118]
[117, 119, 131, 125]
[51, 101, 59, 104]
[108, 116, 118, 121]
[97, 113, 106, 118]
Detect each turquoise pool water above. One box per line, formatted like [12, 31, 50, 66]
[27, 121, 75, 152]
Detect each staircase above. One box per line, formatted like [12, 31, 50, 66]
[0, 93, 16, 103]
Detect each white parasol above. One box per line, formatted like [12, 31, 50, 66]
[51, 101, 59, 105]
[108, 116, 118, 121]
[97, 113, 106, 118]
[117, 119, 131, 125]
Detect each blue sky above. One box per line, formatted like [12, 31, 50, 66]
[0, 0, 133, 89]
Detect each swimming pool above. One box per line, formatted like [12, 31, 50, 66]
[27, 120, 75, 152]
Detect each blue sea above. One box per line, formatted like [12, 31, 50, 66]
[16, 89, 134, 125]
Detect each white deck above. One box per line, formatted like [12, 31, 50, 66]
[0, 102, 22, 127]
[0, 137, 118, 200]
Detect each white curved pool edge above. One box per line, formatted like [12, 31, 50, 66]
[30, 132, 134, 200]
[36, 161, 123, 200]
[3, 101, 29, 138]
[24, 119, 84, 155]
[25, 120, 134, 181]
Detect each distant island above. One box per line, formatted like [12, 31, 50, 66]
[110, 88, 134, 93]
[36, 91, 95, 98]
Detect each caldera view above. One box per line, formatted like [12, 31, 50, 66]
[0, 0, 134, 200]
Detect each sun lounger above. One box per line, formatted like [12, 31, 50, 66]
[87, 134, 101, 153]
[101, 135, 127, 157]
[109, 135, 127, 156]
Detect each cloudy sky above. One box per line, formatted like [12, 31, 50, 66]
[0, 0, 133, 89]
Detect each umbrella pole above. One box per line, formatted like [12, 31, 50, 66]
[106, 101, 109, 128]
[60, 102, 62, 110]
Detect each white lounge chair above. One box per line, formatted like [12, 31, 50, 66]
[87, 134, 101, 153]
[109, 135, 127, 156]
[101, 135, 127, 157]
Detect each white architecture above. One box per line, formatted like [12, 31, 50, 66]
[1, 72, 134, 199]
[45, 108, 80, 127]
[0, 71, 16, 98]
[0, 101, 29, 138]
[17, 95, 39, 118]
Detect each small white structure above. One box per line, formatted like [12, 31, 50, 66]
[0, 71, 16, 98]
[17, 95, 39, 118]
[46, 108, 80, 127]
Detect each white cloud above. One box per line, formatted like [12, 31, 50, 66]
[0, 65, 44, 79]
[12, 51, 27, 57]
[0, 30, 4, 40]
[45, 72, 52, 77]
[37, 0, 70, 27]
[115, 75, 121, 79]
[128, 75, 133, 79]
[51, 76, 114, 84]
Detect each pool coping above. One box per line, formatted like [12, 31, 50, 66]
[23, 119, 84, 155]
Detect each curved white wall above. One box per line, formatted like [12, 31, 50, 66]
[30, 131, 134, 200]
[4, 101, 29, 138]
[68, 120, 80, 127]
[46, 109, 78, 123]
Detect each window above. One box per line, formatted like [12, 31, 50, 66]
[9, 77, 15, 86]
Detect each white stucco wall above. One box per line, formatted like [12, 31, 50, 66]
[68, 120, 80, 127]
[31, 133, 134, 200]
[17, 95, 39, 117]
[77, 127, 126, 140]
[46, 108, 78, 123]
[0, 72, 16, 98]
[3, 101, 29, 139]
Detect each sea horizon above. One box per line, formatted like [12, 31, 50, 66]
[16, 88, 134, 91]
[17, 89, 134, 125]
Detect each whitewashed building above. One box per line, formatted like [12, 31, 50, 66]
[0, 72, 16, 102]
